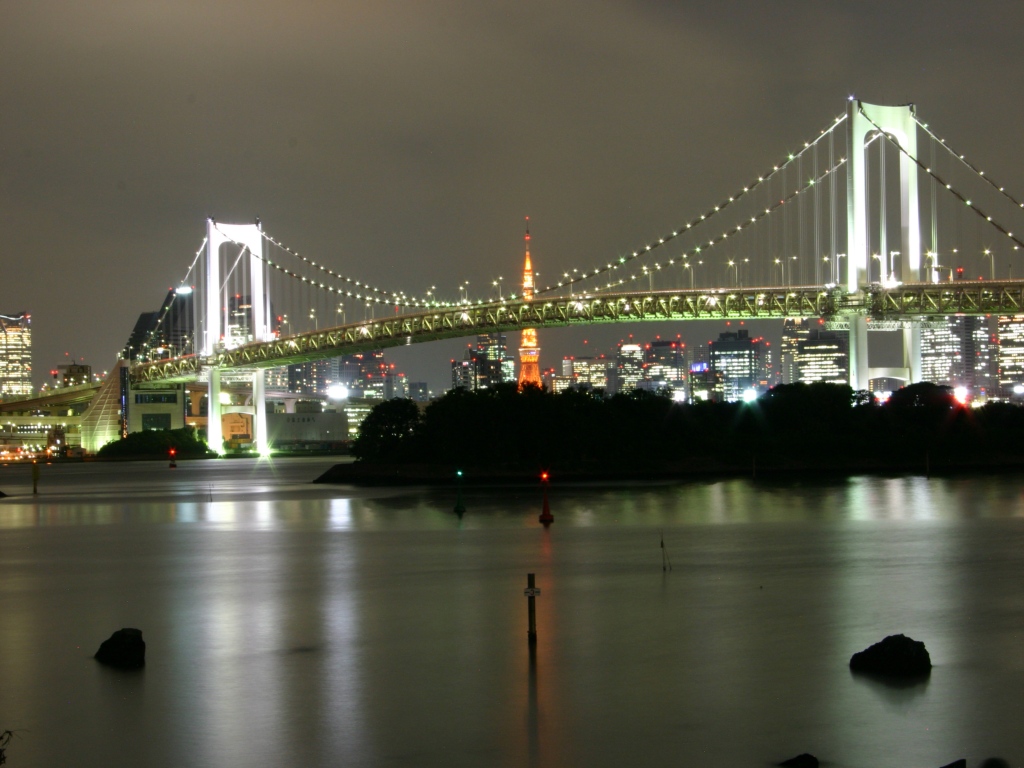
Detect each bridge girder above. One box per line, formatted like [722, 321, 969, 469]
[129, 286, 839, 384]
[128, 280, 1024, 386]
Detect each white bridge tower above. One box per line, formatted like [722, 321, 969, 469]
[201, 218, 271, 456]
[846, 99, 923, 391]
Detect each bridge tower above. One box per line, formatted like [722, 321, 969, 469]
[846, 99, 923, 390]
[518, 218, 542, 389]
[202, 218, 271, 456]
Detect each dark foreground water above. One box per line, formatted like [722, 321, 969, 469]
[0, 459, 1022, 767]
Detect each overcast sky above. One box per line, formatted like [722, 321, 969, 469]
[4, 1, 1024, 389]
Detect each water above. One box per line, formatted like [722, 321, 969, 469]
[0, 459, 1022, 767]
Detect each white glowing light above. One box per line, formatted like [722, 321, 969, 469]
[953, 386, 969, 405]
[742, 389, 758, 403]
[327, 385, 349, 401]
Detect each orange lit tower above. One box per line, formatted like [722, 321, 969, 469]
[518, 218, 542, 388]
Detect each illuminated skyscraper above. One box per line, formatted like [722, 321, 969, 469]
[709, 329, 761, 402]
[997, 315, 1024, 394]
[922, 316, 995, 394]
[612, 344, 645, 394]
[796, 330, 849, 384]
[642, 340, 687, 395]
[780, 318, 812, 384]
[518, 219, 542, 389]
[0, 312, 32, 397]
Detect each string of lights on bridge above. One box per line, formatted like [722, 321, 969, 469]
[530, 113, 850, 298]
[859, 108, 1024, 255]
[913, 116, 1024, 215]
[592, 136, 883, 293]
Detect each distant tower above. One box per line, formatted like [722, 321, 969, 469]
[518, 218, 542, 389]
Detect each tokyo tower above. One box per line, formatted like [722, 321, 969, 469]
[518, 217, 542, 389]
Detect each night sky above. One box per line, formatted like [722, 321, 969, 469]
[4, 1, 1024, 390]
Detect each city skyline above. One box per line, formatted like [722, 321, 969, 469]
[5, 3, 1024, 388]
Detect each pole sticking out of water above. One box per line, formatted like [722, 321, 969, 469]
[31, 460, 39, 495]
[660, 530, 673, 572]
[524, 573, 540, 645]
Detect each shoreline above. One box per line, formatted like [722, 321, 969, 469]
[315, 456, 1024, 486]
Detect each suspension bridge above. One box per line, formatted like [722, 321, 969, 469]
[18, 97, 1024, 454]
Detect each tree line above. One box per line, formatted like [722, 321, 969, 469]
[351, 382, 1024, 474]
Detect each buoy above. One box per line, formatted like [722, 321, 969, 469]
[538, 471, 553, 525]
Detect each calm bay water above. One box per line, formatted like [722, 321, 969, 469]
[0, 458, 1022, 767]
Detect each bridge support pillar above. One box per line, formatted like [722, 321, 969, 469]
[208, 368, 222, 455]
[903, 322, 922, 383]
[849, 316, 870, 391]
[253, 370, 269, 457]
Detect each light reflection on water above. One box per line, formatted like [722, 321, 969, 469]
[0, 460, 1023, 766]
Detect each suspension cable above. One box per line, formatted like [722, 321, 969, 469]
[914, 116, 1024, 212]
[860, 107, 1024, 253]
[532, 113, 849, 297]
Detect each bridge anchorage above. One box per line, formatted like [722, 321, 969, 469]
[82, 96, 1024, 454]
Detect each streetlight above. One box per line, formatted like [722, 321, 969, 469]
[492, 277, 504, 301]
[682, 261, 695, 289]
[727, 259, 737, 287]
[822, 255, 831, 284]
[790, 255, 798, 286]
[309, 308, 317, 331]
[642, 265, 653, 291]
[336, 302, 346, 325]
[983, 248, 995, 280]
[774, 258, 785, 286]
[837, 253, 847, 285]
[741, 258, 750, 288]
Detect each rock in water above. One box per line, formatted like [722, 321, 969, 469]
[938, 760, 966, 768]
[778, 754, 818, 768]
[94, 628, 146, 668]
[849, 633, 931, 677]
[979, 760, 1009, 768]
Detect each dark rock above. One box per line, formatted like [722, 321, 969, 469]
[778, 754, 818, 768]
[849, 633, 931, 677]
[979, 759, 1009, 768]
[938, 760, 966, 768]
[94, 628, 146, 669]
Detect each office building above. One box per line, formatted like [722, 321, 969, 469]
[709, 329, 761, 402]
[124, 287, 195, 362]
[612, 344, 645, 394]
[0, 312, 32, 397]
[796, 330, 849, 384]
[642, 340, 687, 395]
[923, 316, 995, 393]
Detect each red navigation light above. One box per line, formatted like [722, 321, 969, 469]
[169, 448, 177, 456]
[540, 472, 549, 481]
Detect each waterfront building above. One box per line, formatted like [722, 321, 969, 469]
[796, 330, 849, 384]
[780, 319, 811, 385]
[518, 219, 542, 389]
[560, 355, 612, 391]
[923, 316, 995, 394]
[124, 287, 195, 361]
[451, 358, 476, 391]
[642, 340, 687, 395]
[709, 329, 761, 402]
[288, 359, 335, 396]
[0, 312, 32, 397]
[53, 363, 92, 388]
[613, 344, 645, 394]
[997, 314, 1024, 394]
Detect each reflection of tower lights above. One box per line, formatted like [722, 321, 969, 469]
[518, 217, 542, 388]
